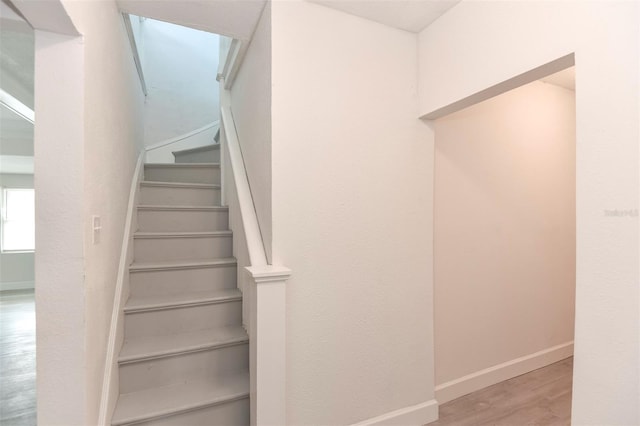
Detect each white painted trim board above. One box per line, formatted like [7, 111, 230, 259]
[350, 399, 439, 426]
[0, 280, 35, 291]
[97, 151, 145, 426]
[145, 121, 220, 152]
[435, 341, 574, 404]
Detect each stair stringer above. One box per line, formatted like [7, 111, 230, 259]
[98, 151, 146, 426]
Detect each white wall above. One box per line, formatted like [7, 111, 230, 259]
[34, 29, 86, 426]
[434, 81, 576, 401]
[0, 173, 35, 291]
[141, 18, 219, 147]
[145, 123, 219, 163]
[230, 3, 272, 261]
[419, 2, 639, 423]
[35, 0, 145, 423]
[271, 2, 436, 424]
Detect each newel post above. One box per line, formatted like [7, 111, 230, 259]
[245, 265, 291, 426]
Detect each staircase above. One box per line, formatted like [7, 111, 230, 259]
[172, 143, 220, 163]
[111, 158, 250, 426]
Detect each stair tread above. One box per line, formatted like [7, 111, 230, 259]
[111, 373, 249, 426]
[134, 230, 232, 238]
[137, 204, 228, 210]
[140, 180, 221, 188]
[119, 325, 248, 363]
[145, 163, 220, 168]
[125, 288, 241, 313]
[130, 257, 237, 272]
[172, 144, 220, 156]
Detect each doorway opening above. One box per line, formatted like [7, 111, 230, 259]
[0, 0, 36, 424]
[432, 66, 576, 424]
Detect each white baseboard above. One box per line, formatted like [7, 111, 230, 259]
[351, 400, 439, 426]
[435, 341, 574, 404]
[97, 152, 145, 426]
[0, 280, 35, 291]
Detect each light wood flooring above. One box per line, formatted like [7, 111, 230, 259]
[430, 357, 573, 426]
[0, 290, 36, 426]
[0, 290, 573, 426]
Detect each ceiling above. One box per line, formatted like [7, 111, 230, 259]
[1, 0, 34, 175]
[307, 0, 461, 33]
[1, 1, 34, 109]
[116, 0, 266, 40]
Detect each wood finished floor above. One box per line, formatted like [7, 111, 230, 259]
[0, 290, 573, 426]
[0, 290, 36, 426]
[430, 357, 573, 426]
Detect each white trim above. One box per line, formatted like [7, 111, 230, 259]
[0, 280, 35, 291]
[216, 2, 265, 90]
[246, 265, 291, 426]
[98, 151, 145, 426]
[122, 13, 147, 96]
[435, 341, 574, 404]
[350, 400, 439, 426]
[221, 39, 250, 90]
[0, 88, 35, 123]
[220, 87, 267, 267]
[145, 121, 220, 152]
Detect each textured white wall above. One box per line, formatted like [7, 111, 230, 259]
[271, 2, 436, 424]
[141, 18, 219, 147]
[35, 0, 145, 423]
[230, 3, 272, 261]
[34, 29, 86, 426]
[419, 2, 639, 423]
[64, 1, 146, 422]
[0, 173, 35, 290]
[434, 81, 576, 387]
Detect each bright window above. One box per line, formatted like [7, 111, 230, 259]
[1, 188, 35, 252]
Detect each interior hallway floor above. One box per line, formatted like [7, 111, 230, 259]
[429, 357, 573, 426]
[0, 289, 573, 426]
[0, 290, 36, 426]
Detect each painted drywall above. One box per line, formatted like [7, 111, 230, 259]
[434, 81, 576, 397]
[34, 0, 145, 423]
[62, 1, 146, 423]
[0, 173, 35, 291]
[145, 122, 219, 163]
[229, 3, 272, 261]
[419, 2, 639, 423]
[271, 2, 436, 424]
[117, 0, 265, 41]
[34, 29, 86, 426]
[141, 18, 220, 148]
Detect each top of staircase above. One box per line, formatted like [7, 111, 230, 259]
[144, 163, 220, 168]
[172, 143, 220, 157]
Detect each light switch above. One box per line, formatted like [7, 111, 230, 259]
[92, 215, 102, 244]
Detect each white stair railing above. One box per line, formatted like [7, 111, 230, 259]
[219, 79, 291, 426]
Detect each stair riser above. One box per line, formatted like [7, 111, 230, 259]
[119, 345, 248, 394]
[130, 398, 249, 426]
[137, 210, 228, 232]
[144, 167, 220, 185]
[129, 266, 237, 298]
[139, 186, 220, 206]
[124, 301, 242, 338]
[134, 236, 232, 262]
[174, 149, 220, 164]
